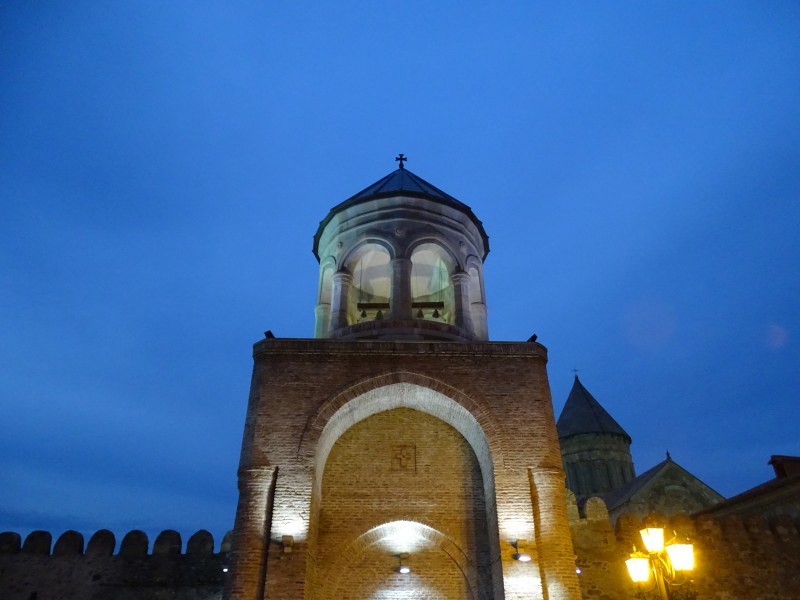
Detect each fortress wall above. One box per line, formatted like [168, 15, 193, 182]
[0, 529, 231, 600]
[4, 502, 800, 600]
[566, 493, 800, 600]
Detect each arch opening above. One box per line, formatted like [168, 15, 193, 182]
[346, 243, 392, 325]
[306, 382, 503, 600]
[466, 260, 488, 340]
[410, 244, 455, 325]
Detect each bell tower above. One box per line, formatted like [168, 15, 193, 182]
[313, 155, 489, 341]
[226, 159, 581, 600]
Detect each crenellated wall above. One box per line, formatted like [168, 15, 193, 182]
[4, 500, 800, 600]
[0, 528, 231, 600]
[566, 492, 800, 600]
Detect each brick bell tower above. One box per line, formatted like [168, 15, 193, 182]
[226, 157, 581, 600]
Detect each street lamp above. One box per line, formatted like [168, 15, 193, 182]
[625, 527, 695, 600]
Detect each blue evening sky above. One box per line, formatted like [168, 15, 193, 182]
[2, 2, 799, 549]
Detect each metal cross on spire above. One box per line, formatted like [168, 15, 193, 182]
[395, 153, 407, 169]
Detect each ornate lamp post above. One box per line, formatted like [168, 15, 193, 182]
[625, 527, 695, 600]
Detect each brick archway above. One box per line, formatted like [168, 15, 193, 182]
[324, 520, 487, 600]
[298, 371, 505, 481]
[302, 373, 505, 600]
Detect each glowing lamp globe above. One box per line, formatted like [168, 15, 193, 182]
[639, 527, 665, 553]
[513, 552, 532, 562]
[512, 539, 531, 562]
[666, 543, 695, 571]
[626, 553, 651, 583]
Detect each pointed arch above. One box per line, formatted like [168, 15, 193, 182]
[324, 520, 489, 600]
[297, 372, 506, 478]
[300, 373, 506, 600]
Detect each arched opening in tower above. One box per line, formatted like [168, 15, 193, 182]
[346, 243, 392, 324]
[311, 407, 495, 600]
[410, 244, 455, 325]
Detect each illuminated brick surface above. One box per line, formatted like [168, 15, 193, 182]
[226, 337, 582, 600]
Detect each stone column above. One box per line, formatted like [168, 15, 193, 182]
[529, 466, 582, 600]
[450, 271, 475, 336]
[226, 466, 277, 600]
[609, 462, 622, 489]
[262, 467, 314, 600]
[626, 462, 636, 483]
[389, 258, 412, 320]
[314, 304, 330, 338]
[494, 468, 537, 600]
[471, 302, 489, 340]
[328, 271, 352, 333]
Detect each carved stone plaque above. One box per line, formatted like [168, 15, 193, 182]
[391, 445, 416, 472]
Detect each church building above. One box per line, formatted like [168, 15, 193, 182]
[4, 160, 799, 600]
[556, 375, 723, 522]
[226, 157, 582, 600]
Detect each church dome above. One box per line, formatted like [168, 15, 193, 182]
[556, 377, 635, 498]
[312, 157, 490, 341]
[556, 376, 631, 442]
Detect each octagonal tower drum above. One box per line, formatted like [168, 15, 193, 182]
[313, 163, 490, 341]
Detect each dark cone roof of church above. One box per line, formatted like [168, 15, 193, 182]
[313, 166, 489, 260]
[556, 377, 631, 442]
[346, 166, 462, 204]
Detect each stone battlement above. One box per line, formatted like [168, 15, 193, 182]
[0, 528, 232, 558]
[3, 507, 800, 600]
[0, 529, 232, 600]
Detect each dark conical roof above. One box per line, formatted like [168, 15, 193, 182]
[313, 165, 489, 260]
[556, 377, 631, 442]
[344, 166, 463, 205]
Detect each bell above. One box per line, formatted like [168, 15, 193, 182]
[416, 309, 424, 319]
[432, 308, 440, 319]
[360, 309, 367, 318]
[376, 310, 383, 320]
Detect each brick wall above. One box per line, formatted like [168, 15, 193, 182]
[227, 338, 582, 600]
[315, 407, 491, 600]
[568, 495, 800, 599]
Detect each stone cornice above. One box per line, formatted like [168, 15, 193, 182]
[253, 337, 547, 360]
